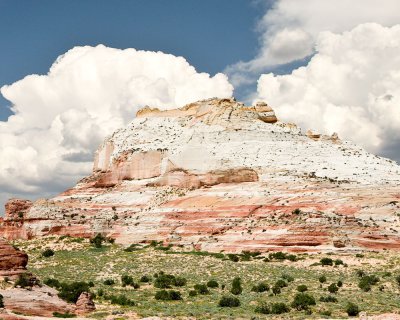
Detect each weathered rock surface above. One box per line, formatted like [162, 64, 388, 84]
[0, 239, 28, 278]
[0, 285, 75, 317]
[75, 292, 95, 315]
[2, 98, 400, 252]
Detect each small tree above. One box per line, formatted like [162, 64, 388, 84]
[230, 277, 242, 295]
[346, 302, 360, 316]
[291, 293, 316, 311]
[90, 233, 105, 248]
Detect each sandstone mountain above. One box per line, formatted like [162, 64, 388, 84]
[2, 98, 400, 252]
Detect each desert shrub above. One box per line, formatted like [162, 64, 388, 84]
[291, 293, 316, 311]
[320, 258, 333, 266]
[188, 290, 197, 297]
[124, 244, 142, 252]
[97, 289, 104, 297]
[0, 294, 3, 308]
[356, 269, 365, 277]
[328, 283, 338, 293]
[230, 277, 242, 295]
[346, 302, 360, 316]
[355, 253, 364, 258]
[121, 275, 134, 287]
[14, 273, 32, 288]
[395, 275, 400, 286]
[207, 280, 219, 288]
[53, 312, 76, 318]
[44, 278, 61, 289]
[274, 279, 287, 288]
[287, 254, 298, 261]
[297, 284, 308, 292]
[269, 251, 287, 260]
[42, 248, 55, 258]
[109, 294, 135, 306]
[140, 275, 151, 283]
[218, 295, 240, 307]
[252, 281, 270, 293]
[90, 233, 106, 248]
[292, 208, 302, 215]
[154, 273, 174, 288]
[155, 244, 172, 251]
[58, 282, 91, 303]
[334, 259, 344, 266]
[320, 295, 338, 303]
[272, 286, 281, 295]
[227, 254, 239, 262]
[155, 290, 182, 301]
[358, 275, 379, 292]
[319, 275, 327, 283]
[255, 301, 270, 314]
[174, 277, 187, 287]
[281, 274, 294, 282]
[320, 310, 332, 317]
[271, 302, 290, 314]
[103, 279, 115, 286]
[337, 280, 343, 287]
[194, 284, 209, 294]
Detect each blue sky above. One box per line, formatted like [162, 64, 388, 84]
[0, 0, 269, 120]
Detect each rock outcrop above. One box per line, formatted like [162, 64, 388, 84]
[75, 292, 95, 315]
[0, 239, 28, 278]
[2, 98, 400, 252]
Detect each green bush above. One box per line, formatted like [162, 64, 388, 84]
[252, 281, 270, 293]
[218, 295, 240, 307]
[121, 274, 139, 287]
[207, 280, 219, 288]
[174, 277, 187, 287]
[90, 233, 105, 248]
[272, 285, 281, 295]
[281, 274, 294, 282]
[319, 275, 327, 283]
[320, 295, 338, 303]
[292, 208, 302, 215]
[297, 284, 308, 292]
[320, 258, 333, 266]
[140, 275, 151, 283]
[346, 302, 360, 316]
[327, 283, 338, 293]
[255, 301, 270, 314]
[154, 273, 177, 288]
[103, 279, 115, 286]
[334, 259, 344, 266]
[14, 273, 33, 288]
[44, 278, 61, 289]
[287, 254, 298, 261]
[274, 279, 287, 288]
[230, 277, 242, 295]
[109, 294, 135, 306]
[194, 284, 209, 294]
[291, 293, 316, 310]
[337, 280, 343, 287]
[0, 294, 3, 308]
[58, 282, 91, 303]
[227, 254, 239, 262]
[269, 252, 287, 260]
[53, 312, 76, 318]
[271, 302, 290, 314]
[155, 290, 182, 301]
[358, 275, 379, 292]
[188, 290, 197, 297]
[42, 248, 55, 257]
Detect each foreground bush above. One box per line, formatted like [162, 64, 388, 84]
[155, 290, 182, 301]
[219, 295, 240, 307]
[346, 302, 360, 316]
[291, 293, 316, 311]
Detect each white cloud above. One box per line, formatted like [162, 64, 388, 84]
[0, 45, 233, 211]
[256, 23, 400, 159]
[227, 0, 400, 86]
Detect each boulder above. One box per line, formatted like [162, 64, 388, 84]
[75, 291, 96, 315]
[0, 239, 28, 278]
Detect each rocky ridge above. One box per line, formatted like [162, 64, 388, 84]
[1, 98, 400, 252]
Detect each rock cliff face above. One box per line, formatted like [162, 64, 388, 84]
[2, 98, 400, 252]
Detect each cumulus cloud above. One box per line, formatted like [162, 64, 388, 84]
[256, 23, 400, 160]
[227, 0, 400, 86]
[0, 45, 233, 211]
